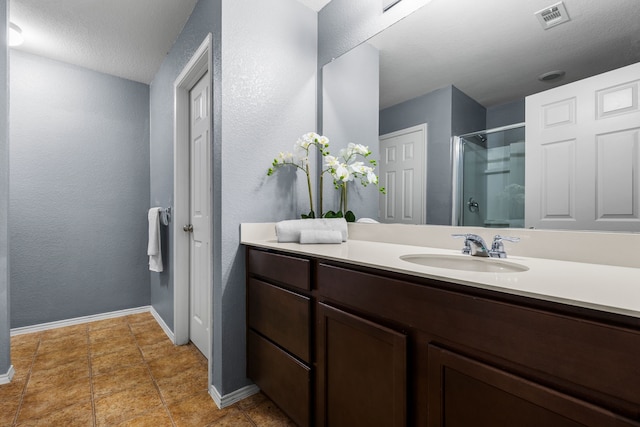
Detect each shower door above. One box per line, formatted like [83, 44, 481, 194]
[453, 124, 525, 228]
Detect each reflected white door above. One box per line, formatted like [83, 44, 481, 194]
[526, 62, 640, 231]
[188, 72, 211, 356]
[379, 124, 427, 224]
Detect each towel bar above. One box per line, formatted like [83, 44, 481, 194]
[160, 207, 171, 226]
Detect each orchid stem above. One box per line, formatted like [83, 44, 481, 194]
[305, 164, 314, 215]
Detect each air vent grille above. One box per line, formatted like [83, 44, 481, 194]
[535, 2, 571, 29]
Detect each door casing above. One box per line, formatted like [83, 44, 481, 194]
[173, 34, 213, 352]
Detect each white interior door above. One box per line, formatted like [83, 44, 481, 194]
[379, 124, 427, 224]
[526, 62, 640, 231]
[188, 72, 211, 356]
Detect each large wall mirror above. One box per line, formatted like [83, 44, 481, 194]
[322, 0, 640, 232]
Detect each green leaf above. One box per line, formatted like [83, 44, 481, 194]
[301, 210, 315, 219]
[345, 211, 356, 222]
[323, 210, 346, 219]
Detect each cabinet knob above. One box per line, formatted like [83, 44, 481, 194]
[183, 224, 193, 232]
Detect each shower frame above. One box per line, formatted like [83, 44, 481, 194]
[451, 122, 525, 227]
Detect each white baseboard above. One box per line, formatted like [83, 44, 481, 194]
[10, 306, 152, 336]
[0, 365, 15, 385]
[150, 306, 175, 343]
[209, 384, 260, 409]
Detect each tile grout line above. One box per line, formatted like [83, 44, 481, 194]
[11, 336, 41, 426]
[87, 324, 97, 427]
[128, 319, 179, 427]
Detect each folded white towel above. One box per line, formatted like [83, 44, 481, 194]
[148, 207, 163, 272]
[299, 229, 343, 244]
[275, 218, 348, 243]
[356, 217, 380, 223]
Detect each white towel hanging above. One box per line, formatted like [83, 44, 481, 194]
[148, 207, 163, 272]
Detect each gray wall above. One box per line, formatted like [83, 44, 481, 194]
[1, 0, 10, 377]
[487, 99, 525, 129]
[9, 51, 150, 327]
[451, 86, 486, 137]
[149, 0, 317, 396]
[379, 86, 486, 225]
[322, 42, 379, 219]
[379, 86, 453, 224]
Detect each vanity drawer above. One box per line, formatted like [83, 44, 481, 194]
[248, 248, 310, 291]
[248, 278, 311, 362]
[248, 330, 311, 427]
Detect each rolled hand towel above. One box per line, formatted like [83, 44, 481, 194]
[275, 218, 348, 243]
[299, 229, 343, 244]
[147, 207, 163, 272]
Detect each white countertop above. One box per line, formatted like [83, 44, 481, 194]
[241, 223, 640, 319]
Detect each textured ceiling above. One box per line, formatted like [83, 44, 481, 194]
[10, 0, 638, 108]
[9, 0, 328, 84]
[10, 0, 198, 84]
[296, 0, 331, 12]
[370, 0, 640, 108]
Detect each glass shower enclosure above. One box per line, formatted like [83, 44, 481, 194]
[452, 123, 525, 228]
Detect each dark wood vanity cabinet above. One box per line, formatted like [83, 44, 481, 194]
[246, 247, 640, 426]
[427, 345, 639, 427]
[246, 249, 312, 427]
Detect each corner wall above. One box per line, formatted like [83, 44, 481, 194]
[149, 0, 317, 397]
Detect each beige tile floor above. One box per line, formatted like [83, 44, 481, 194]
[0, 312, 295, 426]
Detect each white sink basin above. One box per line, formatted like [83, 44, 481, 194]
[400, 254, 529, 273]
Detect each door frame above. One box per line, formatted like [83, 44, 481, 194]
[379, 123, 428, 224]
[173, 34, 213, 349]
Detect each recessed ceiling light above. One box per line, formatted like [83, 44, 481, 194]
[538, 70, 565, 82]
[9, 22, 24, 47]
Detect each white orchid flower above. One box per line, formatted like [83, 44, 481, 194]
[317, 135, 329, 147]
[275, 151, 294, 164]
[334, 163, 352, 182]
[366, 168, 378, 184]
[324, 155, 339, 168]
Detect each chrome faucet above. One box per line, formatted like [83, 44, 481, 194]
[452, 233, 490, 257]
[452, 234, 520, 258]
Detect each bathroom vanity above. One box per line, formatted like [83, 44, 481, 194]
[243, 224, 640, 426]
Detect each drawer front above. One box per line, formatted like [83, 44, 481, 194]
[248, 330, 311, 427]
[248, 248, 310, 291]
[248, 278, 311, 362]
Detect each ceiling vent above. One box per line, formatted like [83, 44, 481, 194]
[535, 2, 571, 29]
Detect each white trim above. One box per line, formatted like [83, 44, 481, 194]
[10, 306, 152, 336]
[209, 384, 260, 409]
[379, 123, 428, 224]
[173, 33, 213, 350]
[451, 135, 463, 226]
[150, 306, 175, 343]
[0, 365, 15, 385]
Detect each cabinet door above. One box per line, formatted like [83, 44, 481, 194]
[316, 302, 407, 427]
[427, 344, 640, 427]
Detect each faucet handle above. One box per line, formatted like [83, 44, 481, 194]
[490, 235, 520, 258]
[451, 233, 471, 254]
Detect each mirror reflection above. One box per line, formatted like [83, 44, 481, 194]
[323, 0, 640, 231]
